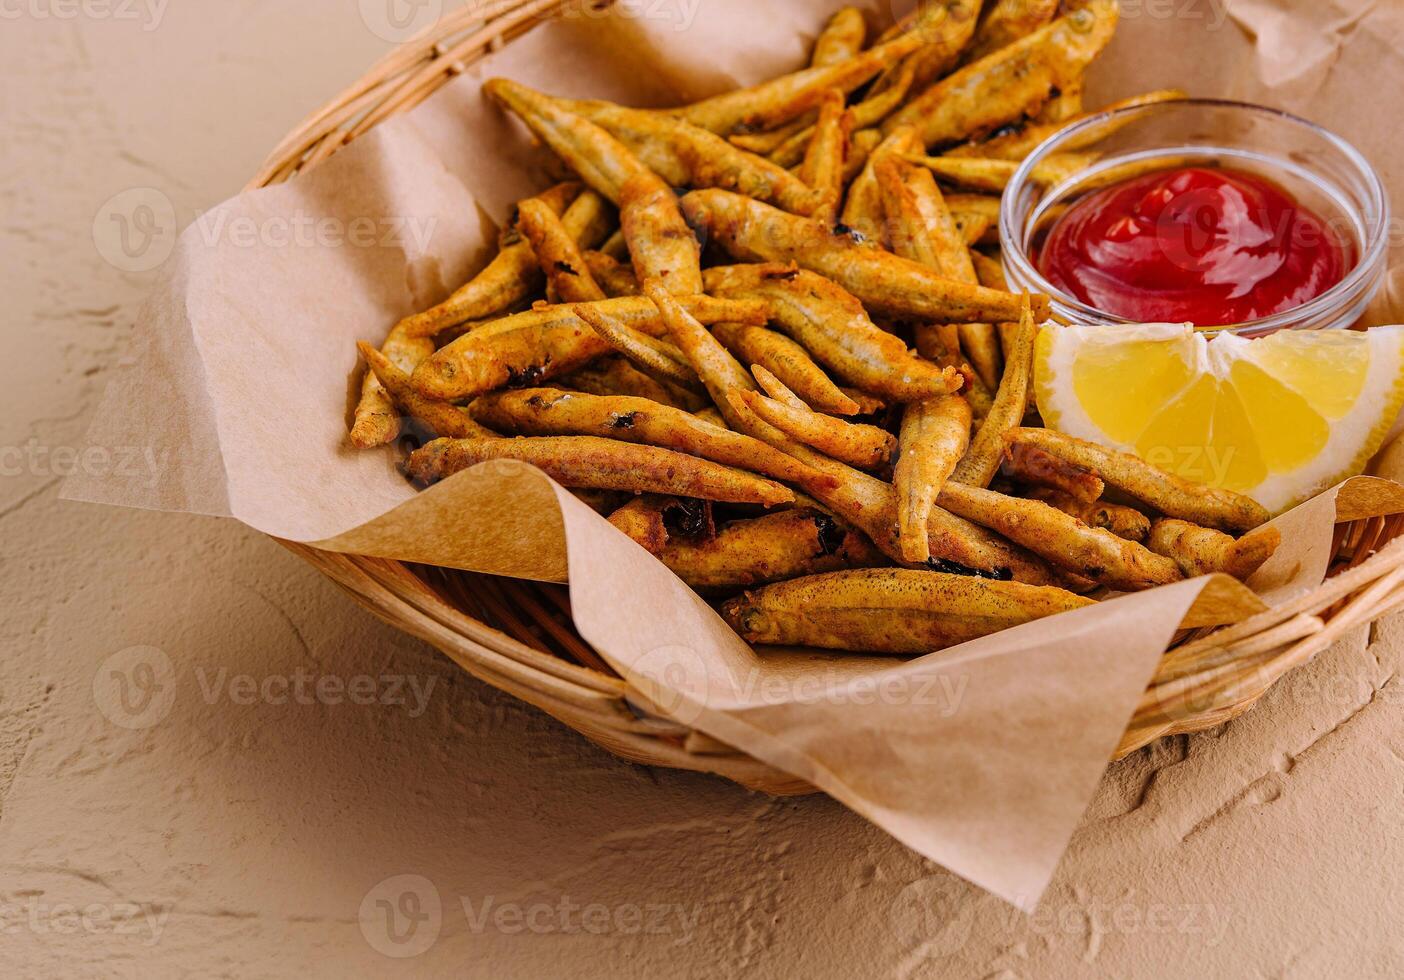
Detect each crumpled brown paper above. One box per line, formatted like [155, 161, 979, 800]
[61, 0, 1404, 909]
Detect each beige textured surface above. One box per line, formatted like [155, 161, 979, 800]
[4, 3, 1402, 977]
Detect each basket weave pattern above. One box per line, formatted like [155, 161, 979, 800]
[253, 2, 1404, 794]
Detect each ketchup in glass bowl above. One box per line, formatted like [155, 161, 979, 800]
[1000, 100, 1388, 335]
[1037, 166, 1351, 325]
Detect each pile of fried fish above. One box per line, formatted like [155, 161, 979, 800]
[349, 0, 1278, 655]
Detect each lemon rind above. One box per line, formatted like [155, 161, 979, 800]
[1034, 324, 1404, 515]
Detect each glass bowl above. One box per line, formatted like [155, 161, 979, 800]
[998, 98, 1389, 336]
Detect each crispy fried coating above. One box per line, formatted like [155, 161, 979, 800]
[350, 325, 437, 449]
[642, 279, 761, 415]
[1003, 441, 1104, 503]
[1027, 489, 1151, 542]
[735, 388, 896, 471]
[749, 363, 810, 409]
[674, 32, 923, 134]
[964, 0, 1060, 63]
[769, 60, 916, 169]
[969, 248, 1008, 289]
[395, 182, 592, 339]
[1003, 428, 1272, 533]
[693, 406, 728, 428]
[947, 194, 1001, 245]
[406, 435, 792, 506]
[712, 322, 860, 416]
[1147, 520, 1281, 582]
[952, 297, 1036, 487]
[884, 0, 1120, 146]
[874, 150, 1001, 391]
[619, 170, 704, 295]
[936, 482, 1184, 591]
[895, 394, 972, 564]
[569, 488, 632, 515]
[356, 342, 494, 441]
[598, 227, 629, 260]
[683, 190, 1045, 323]
[841, 126, 923, 244]
[414, 295, 765, 401]
[574, 304, 704, 393]
[875, 152, 973, 280]
[352, 183, 594, 447]
[873, 0, 983, 90]
[944, 89, 1188, 160]
[608, 494, 715, 554]
[635, 507, 886, 593]
[487, 79, 648, 201]
[798, 90, 853, 227]
[728, 118, 810, 156]
[467, 387, 825, 488]
[742, 420, 1052, 583]
[516, 197, 606, 303]
[703, 264, 963, 400]
[1034, 80, 1085, 123]
[721, 568, 1092, 653]
[912, 323, 994, 422]
[841, 387, 886, 417]
[956, 335, 999, 398]
[486, 90, 700, 296]
[843, 128, 884, 185]
[582, 250, 640, 297]
[902, 152, 1097, 192]
[558, 356, 703, 411]
[645, 281, 1047, 583]
[811, 6, 867, 67]
[566, 100, 823, 215]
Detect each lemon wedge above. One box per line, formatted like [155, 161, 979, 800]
[1034, 323, 1404, 513]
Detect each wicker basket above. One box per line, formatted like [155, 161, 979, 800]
[252, 2, 1404, 796]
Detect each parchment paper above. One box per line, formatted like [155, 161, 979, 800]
[61, 0, 1404, 909]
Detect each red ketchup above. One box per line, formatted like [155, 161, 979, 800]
[1036, 166, 1350, 325]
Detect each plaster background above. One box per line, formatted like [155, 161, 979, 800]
[2, 2, 1400, 976]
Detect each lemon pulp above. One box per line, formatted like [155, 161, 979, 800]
[1035, 323, 1404, 513]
